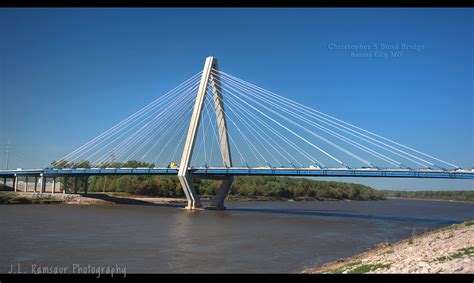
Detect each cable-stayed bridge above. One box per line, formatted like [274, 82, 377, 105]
[1, 57, 473, 209]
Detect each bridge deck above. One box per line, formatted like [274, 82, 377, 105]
[0, 167, 473, 179]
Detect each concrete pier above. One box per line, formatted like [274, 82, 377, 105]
[208, 176, 234, 210]
[13, 175, 18, 192]
[40, 175, 45, 194]
[51, 177, 56, 195]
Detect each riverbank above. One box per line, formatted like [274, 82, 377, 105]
[0, 191, 186, 205]
[382, 190, 474, 203]
[302, 220, 474, 274]
[387, 196, 474, 204]
[0, 191, 387, 206]
[3, 191, 472, 206]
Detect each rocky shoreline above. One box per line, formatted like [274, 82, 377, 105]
[0, 191, 187, 205]
[302, 220, 474, 274]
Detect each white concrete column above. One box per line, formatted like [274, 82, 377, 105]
[51, 177, 56, 195]
[40, 175, 46, 194]
[207, 60, 234, 209]
[210, 62, 233, 168]
[24, 176, 28, 192]
[208, 176, 234, 209]
[178, 57, 218, 209]
[14, 175, 18, 192]
[178, 57, 235, 210]
[34, 177, 38, 193]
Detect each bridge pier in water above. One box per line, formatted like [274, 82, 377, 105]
[208, 176, 234, 210]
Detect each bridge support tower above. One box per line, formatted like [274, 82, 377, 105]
[178, 56, 234, 210]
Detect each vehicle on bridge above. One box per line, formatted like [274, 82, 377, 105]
[168, 162, 178, 169]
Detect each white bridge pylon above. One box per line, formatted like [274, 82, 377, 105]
[178, 57, 233, 210]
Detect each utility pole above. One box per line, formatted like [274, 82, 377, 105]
[4, 140, 11, 170]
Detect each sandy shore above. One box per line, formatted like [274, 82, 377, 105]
[302, 220, 474, 274]
[61, 194, 188, 205]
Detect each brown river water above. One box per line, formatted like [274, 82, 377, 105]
[0, 199, 472, 273]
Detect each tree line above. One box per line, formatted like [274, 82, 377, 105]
[63, 175, 382, 201]
[50, 160, 385, 200]
[383, 190, 474, 202]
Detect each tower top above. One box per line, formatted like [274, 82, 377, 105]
[205, 56, 218, 68]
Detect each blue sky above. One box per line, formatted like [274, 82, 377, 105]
[0, 8, 472, 190]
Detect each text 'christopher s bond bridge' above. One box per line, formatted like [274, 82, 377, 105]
[1, 57, 473, 209]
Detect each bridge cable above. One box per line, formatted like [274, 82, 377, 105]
[211, 84, 298, 167]
[215, 83, 323, 167]
[53, 71, 202, 167]
[216, 70, 458, 169]
[216, 71, 429, 168]
[216, 72, 404, 168]
[91, 88, 197, 166]
[58, 74, 201, 166]
[203, 84, 266, 167]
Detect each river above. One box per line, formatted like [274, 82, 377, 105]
[0, 199, 472, 273]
